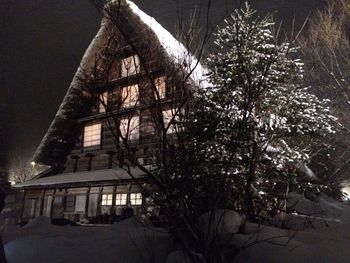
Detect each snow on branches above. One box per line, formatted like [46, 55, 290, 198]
[192, 3, 336, 217]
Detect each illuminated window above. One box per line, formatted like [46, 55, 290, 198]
[130, 193, 142, 206]
[121, 55, 140, 78]
[99, 92, 108, 113]
[83, 123, 101, 147]
[154, 77, 166, 99]
[162, 109, 180, 134]
[122, 84, 139, 108]
[101, 194, 113, 206]
[120, 116, 139, 141]
[115, 193, 127, 206]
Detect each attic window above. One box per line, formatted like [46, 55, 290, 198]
[121, 55, 140, 78]
[83, 123, 102, 147]
[154, 77, 166, 99]
[120, 116, 139, 141]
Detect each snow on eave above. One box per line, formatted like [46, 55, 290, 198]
[126, 0, 210, 89]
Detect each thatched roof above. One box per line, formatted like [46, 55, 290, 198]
[33, 0, 207, 166]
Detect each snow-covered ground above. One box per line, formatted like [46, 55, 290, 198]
[2, 196, 350, 263]
[3, 217, 172, 263]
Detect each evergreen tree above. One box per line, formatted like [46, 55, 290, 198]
[192, 3, 335, 219]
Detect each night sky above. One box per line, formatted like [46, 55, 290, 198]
[0, 0, 325, 171]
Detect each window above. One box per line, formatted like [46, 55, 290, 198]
[99, 92, 108, 113]
[120, 116, 139, 141]
[83, 123, 101, 147]
[130, 193, 142, 206]
[115, 193, 127, 206]
[154, 77, 166, 99]
[122, 84, 139, 108]
[101, 194, 113, 206]
[75, 195, 86, 212]
[65, 195, 75, 212]
[121, 55, 140, 78]
[162, 109, 179, 134]
[43, 195, 52, 217]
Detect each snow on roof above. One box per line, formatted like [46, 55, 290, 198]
[14, 168, 145, 188]
[126, 0, 209, 88]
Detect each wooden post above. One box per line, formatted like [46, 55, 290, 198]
[49, 189, 56, 219]
[111, 185, 117, 217]
[85, 186, 91, 219]
[39, 189, 46, 216]
[97, 185, 103, 218]
[20, 189, 27, 222]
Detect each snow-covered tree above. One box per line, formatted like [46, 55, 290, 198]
[192, 3, 336, 219]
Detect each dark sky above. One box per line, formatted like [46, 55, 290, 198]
[0, 0, 325, 171]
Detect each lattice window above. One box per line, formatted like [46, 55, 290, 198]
[115, 193, 128, 206]
[101, 194, 113, 206]
[83, 123, 101, 147]
[130, 193, 142, 206]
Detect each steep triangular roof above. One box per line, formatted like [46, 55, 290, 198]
[33, 0, 207, 165]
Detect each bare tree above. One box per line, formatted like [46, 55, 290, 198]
[299, 0, 350, 194]
[8, 155, 45, 184]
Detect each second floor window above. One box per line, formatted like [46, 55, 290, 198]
[121, 55, 140, 78]
[120, 116, 139, 141]
[83, 123, 102, 147]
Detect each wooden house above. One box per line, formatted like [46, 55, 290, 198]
[14, 0, 206, 224]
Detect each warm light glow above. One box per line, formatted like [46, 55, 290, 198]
[30, 161, 36, 167]
[121, 55, 140, 77]
[120, 116, 139, 141]
[83, 123, 102, 147]
[154, 76, 166, 99]
[122, 84, 139, 108]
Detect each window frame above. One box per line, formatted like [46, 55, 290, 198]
[101, 193, 113, 206]
[115, 193, 128, 206]
[154, 76, 167, 100]
[121, 55, 140, 78]
[99, 92, 108, 113]
[120, 116, 140, 141]
[130, 192, 143, 206]
[121, 84, 139, 108]
[83, 123, 102, 148]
